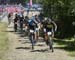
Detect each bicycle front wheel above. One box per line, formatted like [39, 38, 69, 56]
[29, 33, 35, 50]
[48, 36, 54, 52]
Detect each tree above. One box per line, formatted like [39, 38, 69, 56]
[42, 0, 75, 38]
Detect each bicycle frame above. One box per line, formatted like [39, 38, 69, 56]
[29, 29, 35, 50]
[47, 31, 54, 52]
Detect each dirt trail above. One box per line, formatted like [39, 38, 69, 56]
[4, 23, 75, 60]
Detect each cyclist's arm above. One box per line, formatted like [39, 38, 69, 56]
[52, 21, 57, 32]
[33, 19, 38, 24]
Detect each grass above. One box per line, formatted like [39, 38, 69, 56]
[0, 22, 8, 60]
[54, 38, 75, 57]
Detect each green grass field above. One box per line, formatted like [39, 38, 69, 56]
[54, 38, 75, 57]
[0, 22, 8, 60]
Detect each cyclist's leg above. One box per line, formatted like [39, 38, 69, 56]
[47, 30, 54, 52]
[45, 32, 49, 45]
[31, 31, 36, 45]
[35, 28, 39, 41]
[43, 28, 49, 45]
[24, 24, 28, 35]
[29, 29, 34, 43]
[14, 24, 17, 32]
[34, 30, 37, 43]
[8, 18, 11, 25]
[36, 31, 38, 41]
[37, 23, 41, 39]
[29, 26, 36, 45]
[29, 31, 34, 50]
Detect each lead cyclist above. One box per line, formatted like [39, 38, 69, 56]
[42, 17, 57, 46]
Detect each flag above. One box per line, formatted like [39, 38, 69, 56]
[29, 0, 32, 7]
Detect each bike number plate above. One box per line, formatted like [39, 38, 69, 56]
[47, 32, 52, 35]
[30, 30, 34, 33]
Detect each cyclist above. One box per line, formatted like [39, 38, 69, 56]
[29, 14, 41, 41]
[18, 13, 24, 33]
[28, 14, 42, 46]
[34, 15, 41, 41]
[28, 17, 37, 46]
[23, 16, 29, 35]
[24, 16, 29, 29]
[42, 17, 57, 45]
[38, 12, 44, 23]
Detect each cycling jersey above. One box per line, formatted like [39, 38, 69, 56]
[45, 22, 54, 31]
[28, 19, 37, 30]
[42, 21, 55, 32]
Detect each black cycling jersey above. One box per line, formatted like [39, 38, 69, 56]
[42, 21, 54, 31]
[19, 17, 24, 23]
[28, 24, 35, 30]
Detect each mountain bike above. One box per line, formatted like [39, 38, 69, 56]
[29, 29, 35, 50]
[47, 31, 54, 52]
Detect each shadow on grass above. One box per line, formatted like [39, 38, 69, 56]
[30, 49, 49, 53]
[54, 39, 75, 51]
[6, 31, 14, 32]
[15, 31, 28, 38]
[16, 47, 31, 50]
[21, 41, 30, 44]
[35, 44, 45, 47]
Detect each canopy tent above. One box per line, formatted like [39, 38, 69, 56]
[5, 6, 24, 13]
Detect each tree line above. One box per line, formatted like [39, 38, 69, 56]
[23, 0, 75, 38]
[42, 0, 75, 38]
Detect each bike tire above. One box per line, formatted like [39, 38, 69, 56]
[48, 37, 54, 52]
[30, 33, 34, 50]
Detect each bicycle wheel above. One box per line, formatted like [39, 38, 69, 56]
[29, 33, 35, 50]
[48, 36, 54, 52]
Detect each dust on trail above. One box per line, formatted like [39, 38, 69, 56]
[4, 23, 75, 60]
